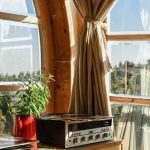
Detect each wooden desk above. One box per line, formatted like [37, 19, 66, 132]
[38, 140, 123, 150]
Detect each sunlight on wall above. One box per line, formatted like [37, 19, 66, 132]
[65, 0, 78, 88]
[65, 0, 75, 47]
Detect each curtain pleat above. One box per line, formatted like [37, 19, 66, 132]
[69, 0, 117, 115]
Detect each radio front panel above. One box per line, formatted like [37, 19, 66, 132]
[66, 126, 113, 148]
[36, 114, 114, 148]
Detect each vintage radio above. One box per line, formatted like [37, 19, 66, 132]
[36, 114, 113, 148]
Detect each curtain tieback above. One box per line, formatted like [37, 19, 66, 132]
[84, 16, 107, 30]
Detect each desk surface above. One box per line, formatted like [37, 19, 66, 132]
[0, 133, 37, 149]
[38, 139, 123, 150]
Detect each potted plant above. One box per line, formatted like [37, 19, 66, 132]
[14, 74, 54, 141]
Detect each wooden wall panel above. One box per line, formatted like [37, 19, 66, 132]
[46, 0, 71, 113]
[54, 62, 71, 112]
[47, 0, 71, 61]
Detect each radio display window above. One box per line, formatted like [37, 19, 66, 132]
[68, 120, 112, 131]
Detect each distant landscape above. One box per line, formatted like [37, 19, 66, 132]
[0, 71, 40, 82]
[111, 59, 150, 96]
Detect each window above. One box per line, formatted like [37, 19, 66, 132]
[0, 0, 42, 135]
[108, 1, 150, 150]
[0, 0, 41, 85]
[108, 0, 150, 103]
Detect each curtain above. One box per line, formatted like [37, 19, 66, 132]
[112, 104, 150, 150]
[141, 66, 150, 96]
[69, 0, 117, 115]
[139, 0, 150, 97]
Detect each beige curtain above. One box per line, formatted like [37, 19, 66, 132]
[69, 0, 117, 115]
[112, 104, 150, 150]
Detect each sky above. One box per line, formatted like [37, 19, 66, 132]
[0, 22, 41, 75]
[0, 0, 35, 15]
[0, 0, 40, 75]
[109, 0, 150, 67]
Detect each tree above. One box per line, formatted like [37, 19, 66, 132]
[147, 59, 150, 65]
[111, 61, 141, 95]
[17, 72, 25, 81]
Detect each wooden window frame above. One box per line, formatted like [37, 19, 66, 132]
[106, 34, 150, 41]
[0, 12, 38, 24]
[107, 33, 150, 105]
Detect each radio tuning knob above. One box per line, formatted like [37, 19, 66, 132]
[81, 136, 86, 142]
[88, 135, 93, 141]
[102, 133, 108, 139]
[73, 138, 78, 144]
[95, 134, 100, 140]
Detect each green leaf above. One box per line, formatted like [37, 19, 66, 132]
[15, 73, 54, 117]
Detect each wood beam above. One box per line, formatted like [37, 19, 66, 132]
[46, 0, 71, 113]
[34, 0, 55, 113]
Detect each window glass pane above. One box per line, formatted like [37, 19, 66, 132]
[0, 0, 36, 16]
[0, 20, 41, 83]
[109, 0, 150, 33]
[109, 41, 150, 98]
[0, 20, 32, 41]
